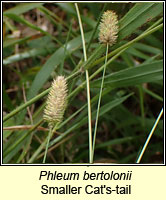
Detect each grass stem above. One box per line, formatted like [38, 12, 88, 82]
[136, 107, 163, 163]
[43, 127, 53, 163]
[92, 43, 109, 162]
[75, 3, 93, 163]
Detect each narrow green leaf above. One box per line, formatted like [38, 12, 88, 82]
[132, 43, 163, 55]
[3, 3, 44, 15]
[92, 60, 163, 88]
[119, 3, 163, 40]
[3, 36, 31, 48]
[3, 47, 55, 65]
[126, 47, 150, 60]
[96, 136, 140, 149]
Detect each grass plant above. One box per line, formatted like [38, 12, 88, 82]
[3, 2, 163, 164]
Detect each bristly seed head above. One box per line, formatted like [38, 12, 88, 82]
[43, 76, 68, 128]
[99, 10, 119, 46]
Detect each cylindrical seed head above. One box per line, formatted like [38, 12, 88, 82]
[43, 76, 68, 128]
[99, 10, 119, 46]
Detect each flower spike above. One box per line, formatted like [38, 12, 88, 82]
[99, 10, 119, 46]
[43, 76, 68, 128]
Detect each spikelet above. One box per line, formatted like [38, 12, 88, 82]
[43, 76, 68, 128]
[99, 10, 119, 46]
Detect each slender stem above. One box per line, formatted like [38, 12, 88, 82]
[92, 43, 109, 162]
[43, 127, 53, 163]
[75, 4, 87, 61]
[142, 87, 163, 102]
[43, 120, 60, 163]
[28, 136, 48, 163]
[75, 3, 93, 163]
[28, 123, 56, 163]
[86, 70, 93, 163]
[136, 107, 163, 163]
[138, 86, 145, 127]
[145, 17, 163, 32]
[38, 134, 73, 159]
[3, 125, 48, 131]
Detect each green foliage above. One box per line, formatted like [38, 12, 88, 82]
[3, 2, 163, 164]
